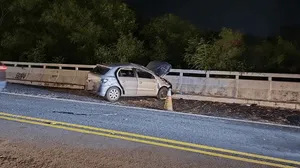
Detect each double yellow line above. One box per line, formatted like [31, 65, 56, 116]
[0, 112, 299, 168]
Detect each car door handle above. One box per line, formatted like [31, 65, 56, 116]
[139, 81, 142, 84]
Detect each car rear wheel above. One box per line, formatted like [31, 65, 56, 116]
[157, 87, 168, 99]
[105, 87, 121, 102]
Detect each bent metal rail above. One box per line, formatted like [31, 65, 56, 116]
[2, 61, 300, 104]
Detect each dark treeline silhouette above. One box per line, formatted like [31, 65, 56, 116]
[1, 0, 300, 73]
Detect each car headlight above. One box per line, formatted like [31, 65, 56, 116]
[101, 78, 108, 83]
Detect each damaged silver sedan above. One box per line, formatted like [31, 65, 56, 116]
[87, 61, 172, 102]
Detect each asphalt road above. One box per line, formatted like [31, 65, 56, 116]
[0, 92, 300, 167]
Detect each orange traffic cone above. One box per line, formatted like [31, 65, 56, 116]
[164, 88, 173, 111]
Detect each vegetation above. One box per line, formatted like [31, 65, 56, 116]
[1, 0, 300, 73]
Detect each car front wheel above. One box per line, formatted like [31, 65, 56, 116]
[105, 87, 121, 102]
[157, 87, 169, 99]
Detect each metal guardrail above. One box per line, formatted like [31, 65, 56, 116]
[169, 69, 300, 79]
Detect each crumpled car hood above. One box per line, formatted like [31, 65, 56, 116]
[146, 61, 172, 77]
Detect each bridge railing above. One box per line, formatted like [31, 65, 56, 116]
[166, 69, 300, 103]
[2, 61, 96, 90]
[3, 61, 300, 103]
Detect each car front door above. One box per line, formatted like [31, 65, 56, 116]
[136, 69, 158, 96]
[117, 68, 138, 96]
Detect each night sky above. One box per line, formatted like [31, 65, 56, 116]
[124, 0, 300, 36]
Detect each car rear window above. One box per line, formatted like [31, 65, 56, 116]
[91, 66, 110, 75]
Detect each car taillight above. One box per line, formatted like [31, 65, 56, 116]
[101, 78, 108, 83]
[0, 65, 7, 71]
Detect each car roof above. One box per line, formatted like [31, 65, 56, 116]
[95, 63, 154, 76]
[96, 63, 145, 69]
[94, 61, 171, 77]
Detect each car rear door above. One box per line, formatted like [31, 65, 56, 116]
[136, 69, 158, 96]
[117, 68, 138, 96]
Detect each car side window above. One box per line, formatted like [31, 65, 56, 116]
[118, 69, 135, 77]
[136, 69, 154, 79]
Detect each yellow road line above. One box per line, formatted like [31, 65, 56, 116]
[0, 115, 295, 168]
[0, 112, 299, 166]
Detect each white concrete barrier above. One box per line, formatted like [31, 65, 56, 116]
[3, 61, 94, 89]
[3, 61, 300, 106]
[165, 69, 300, 104]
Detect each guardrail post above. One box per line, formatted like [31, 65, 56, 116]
[234, 75, 239, 98]
[268, 77, 272, 100]
[206, 72, 210, 78]
[177, 72, 183, 92]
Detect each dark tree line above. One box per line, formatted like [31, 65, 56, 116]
[1, 0, 300, 73]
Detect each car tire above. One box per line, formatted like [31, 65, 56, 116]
[157, 87, 169, 100]
[105, 87, 121, 102]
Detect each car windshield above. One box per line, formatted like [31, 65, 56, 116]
[91, 65, 110, 75]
